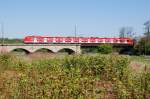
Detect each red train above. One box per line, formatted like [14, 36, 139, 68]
[24, 36, 134, 45]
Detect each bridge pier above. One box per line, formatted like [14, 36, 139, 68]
[0, 44, 81, 54]
[0, 45, 9, 53]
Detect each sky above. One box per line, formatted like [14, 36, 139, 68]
[0, 0, 150, 38]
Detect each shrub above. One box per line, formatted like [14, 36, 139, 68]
[98, 44, 113, 54]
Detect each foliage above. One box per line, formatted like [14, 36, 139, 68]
[134, 37, 150, 55]
[0, 54, 149, 98]
[119, 27, 133, 38]
[97, 44, 113, 54]
[134, 21, 150, 55]
[0, 38, 23, 44]
[81, 46, 98, 54]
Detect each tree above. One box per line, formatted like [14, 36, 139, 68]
[134, 37, 145, 55]
[119, 27, 133, 38]
[98, 44, 113, 54]
[134, 20, 150, 55]
[144, 20, 150, 38]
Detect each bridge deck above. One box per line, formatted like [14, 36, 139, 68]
[0, 44, 81, 46]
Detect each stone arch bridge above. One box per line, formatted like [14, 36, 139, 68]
[0, 44, 81, 54]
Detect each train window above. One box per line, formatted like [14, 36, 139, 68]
[56, 38, 63, 42]
[105, 40, 111, 43]
[74, 38, 79, 42]
[113, 40, 118, 43]
[82, 40, 87, 42]
[81, 38, 88, 42]
[60, 38, 63, 42]
[90, 39, 95, 42]
[120, 40, 125, 43]
[65, 38, 72, 42]
[97, 39, 103, 42]
[47, 38, 53, 42]
[38, 38, 43, 42]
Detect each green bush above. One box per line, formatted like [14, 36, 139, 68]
[98, 44, 113, 54]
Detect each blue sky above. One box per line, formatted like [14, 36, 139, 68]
[0, 0, 150, 38]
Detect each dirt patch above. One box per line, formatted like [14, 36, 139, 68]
[130, 62, 150, 74]
[130, 61, 145, 72]
[28, 52, 54, 59]
[95, 81, 117, 99]
[0, 70, 20, 80]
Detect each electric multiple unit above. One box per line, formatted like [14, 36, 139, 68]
[24, 36, 134, 45]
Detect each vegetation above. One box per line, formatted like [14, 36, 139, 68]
[97, 44, 113, 54]
[119, 27, 133, 38]
[81, 46, 98, 54]
[0, 38, 23, 44]
[134, 35, 150, 55]
[133, 20, 150, 55]
[0, 54, 149, 98]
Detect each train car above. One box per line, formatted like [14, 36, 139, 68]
[23, 36, 134, 45]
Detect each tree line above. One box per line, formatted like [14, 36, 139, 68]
[83, 20, 150, 55]
[0, 38, 23, 44]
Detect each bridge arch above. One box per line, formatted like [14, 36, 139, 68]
[10, 48, 30, 54]
[57, 48, 75, 54]
[34, 48, 54, 53]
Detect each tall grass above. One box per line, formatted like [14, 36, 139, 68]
[0, 54, 149, 98]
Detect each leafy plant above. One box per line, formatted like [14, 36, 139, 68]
[97, 44, 113, 54]
[0, 54, 149, 98]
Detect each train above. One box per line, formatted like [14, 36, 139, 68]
[23, 36, 134, 46]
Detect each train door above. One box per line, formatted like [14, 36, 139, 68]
[33, 37, 37, 43]
[44, 38, 47, 43]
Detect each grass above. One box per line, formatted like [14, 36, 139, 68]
[130, 55, 150, 64]
[129, 55, 150, 72]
